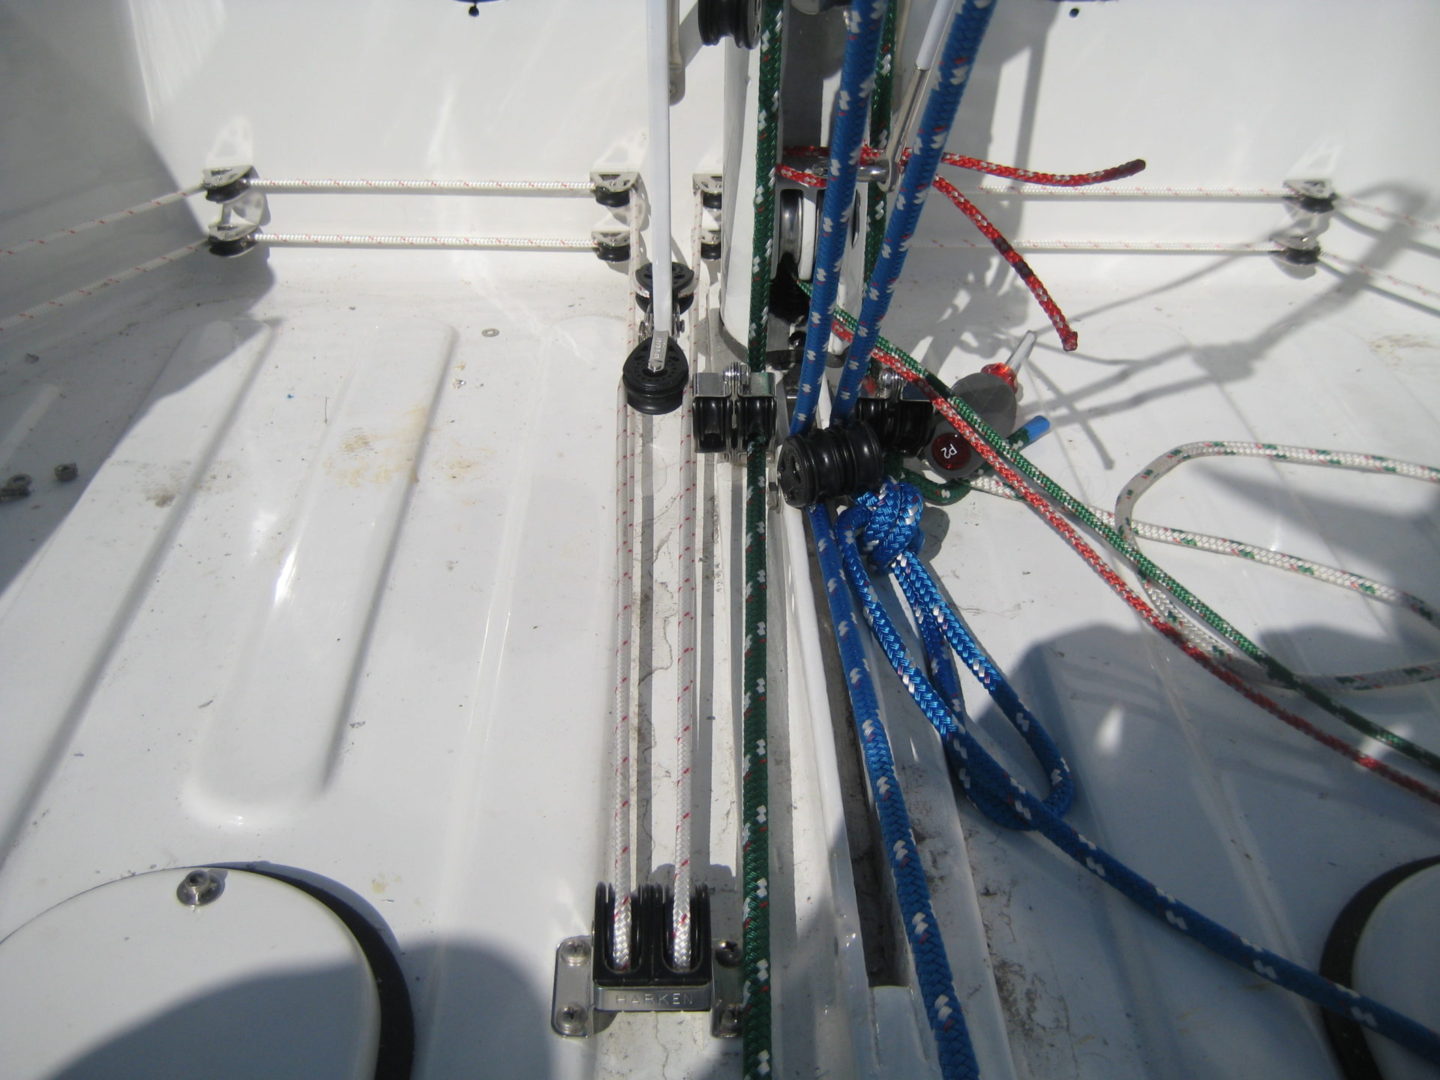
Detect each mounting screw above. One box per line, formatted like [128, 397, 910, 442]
[556, 1003, 588, 1036]
[559, 937, 591, 967]
[176, 868, 225, 907]
[714, 940, 741, 967]
[1, 474, 33, 502]
[54, 463, 79, 483]
[713, 1001, 743, 1037]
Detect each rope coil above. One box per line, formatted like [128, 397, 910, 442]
[834, 478, 1440, 1067]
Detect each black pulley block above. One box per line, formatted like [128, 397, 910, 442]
[635, 261, 698, 316]
[699, 0, 761, 49]
[623, 337, 690, 415]
[777, 422, 885, 507]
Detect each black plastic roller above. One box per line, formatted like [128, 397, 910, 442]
[699, 0, 761, 49]
[624, 337, 690, 415]
[777, 422, 884, 507]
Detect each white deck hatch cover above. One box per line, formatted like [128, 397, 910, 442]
[0, 868, 382, 1079]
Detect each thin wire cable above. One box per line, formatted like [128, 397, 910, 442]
[608, 386, 638, 970]
[249, 177, 593, 195]
[255, 232, 594, 250]
[820, 309, 1440, 804]
[0, 241, 205, 335]
[836, 480, 1440, 1066]
[0, 186, 201, 259]
[1114, 442, 1440, 692]
[786, 0, 890, 435]
[832, 0, 1000, 421]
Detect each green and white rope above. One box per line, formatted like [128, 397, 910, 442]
[740, 445, 772, 1080]
[958, 471, 1440, 690]
[745, 0, 786, 372]
[741, 4, 782, 1075]
[1113, 441, 1440, 692]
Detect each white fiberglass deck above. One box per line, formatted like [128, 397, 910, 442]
[2, 3, 1439, 1079]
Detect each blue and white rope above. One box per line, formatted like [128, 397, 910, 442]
[833, 0, 997, 420]
[788, 0, 890, 436]
[807, 503, 980, 1080]
[835, 479, 1440, 1067]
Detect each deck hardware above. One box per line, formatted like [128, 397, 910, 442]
[559, 937, 591, 966]
[1, 475, 33, 502]
[53, 463, 78, 483]
[202, 165, 256, 204]
[921, 362, 1022, 479]
[693, 174, 724, 210]
[1283, 178, 1337, 215]
[698, 0, 761, 49]
[206, 193, 267, 259]
[552, 886, 727, 1038]
[623, 336, 690, 415]
[1272, 232, 1322, 266]
[175, 868, 225, 907]
[592, 228, 632, 263]
[700, 225, 723, 262]
[712, 1001, 743, 1038]
[692, 365, 776, 454]
[635, 261, 698, 322]
[777, 422, 885, 507]
[590, 171, 639, 209]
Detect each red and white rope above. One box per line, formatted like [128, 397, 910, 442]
[1113, 442, 1440, 692]
[1, 186, 201, 259]
[671, 372, 700, 969]
[0, 241, 205, 334]
[966, 467, 1440, 692]
[609, 386, 638, 969]
[255, 232, 594, 251]
[1322, 255, 1440, 305]
[250, 177, 593, 195]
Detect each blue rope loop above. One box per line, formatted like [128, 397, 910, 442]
[833, 0, 999, 420]
[835, 478, 1440, 1066]
[840, 481, 1075, 832]
[807, 503, 980, 1080]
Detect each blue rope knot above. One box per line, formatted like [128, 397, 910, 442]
[851, 479, 926, 570]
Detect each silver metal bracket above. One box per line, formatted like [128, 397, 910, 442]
[1271, 232, 1322, 266]
[202, 164, 257, 203]
[551, 935, 741, 1038]
[1283, 178, 1337, 214]
[206, 194, 267, 258]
